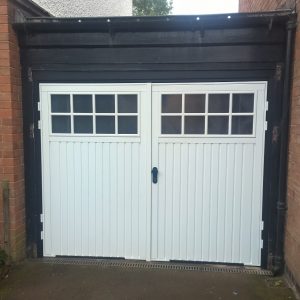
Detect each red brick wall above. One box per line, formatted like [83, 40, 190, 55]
[0, 0, 25, 261]
[239, 0, 287, 11]
[240, 0, 300, 290]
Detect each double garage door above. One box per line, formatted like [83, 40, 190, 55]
[40, 82, 267, 266]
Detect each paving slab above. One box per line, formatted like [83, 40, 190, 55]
[0, 261, 296, 300]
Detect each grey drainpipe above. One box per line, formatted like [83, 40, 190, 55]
[273, 15, 297, 275]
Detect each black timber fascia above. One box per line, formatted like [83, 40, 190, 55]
[12, 10, 295, 34]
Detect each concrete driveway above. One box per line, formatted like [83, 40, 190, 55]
[0, 261, 296, 300]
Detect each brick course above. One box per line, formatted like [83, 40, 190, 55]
[240, 0, 300, 290]
[0, 0, 25, 261]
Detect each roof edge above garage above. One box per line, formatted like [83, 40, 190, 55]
[11, 0, 52, 17]
[13, 10, 296, 33]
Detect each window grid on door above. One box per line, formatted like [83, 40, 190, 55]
[161, 92, 256, 136]
[50, 93, 139, 135]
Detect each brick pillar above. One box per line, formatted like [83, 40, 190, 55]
[285, 25, 300, 289]
[240, 0, 300, 290]
[0, 0, 26, 261]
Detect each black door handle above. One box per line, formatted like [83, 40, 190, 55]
[152, 167, 158, 184]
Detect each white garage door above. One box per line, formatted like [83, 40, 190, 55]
[40, 82, 267, 266]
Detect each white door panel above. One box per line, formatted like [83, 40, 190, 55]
[40, 84, 152, 259]
[151, 82, 267, 266]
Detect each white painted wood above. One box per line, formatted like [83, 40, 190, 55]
[41, 82, 267, 266]
[40, 84, 151, 259]
[151, 82, 267, 266]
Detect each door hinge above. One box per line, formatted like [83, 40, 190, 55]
[38, 120, 41, 130]
[272, 126, 280, 144]
[37, 102, 41, 112]
[40, 214, 44, 240]
[264, 101, 269, 131]
[265, 101, 269, 112]
[275, 64, 283, 81]
[28, 67, 33, 82]
[261, 221, 264, 249]
[29, 123, 34, 139]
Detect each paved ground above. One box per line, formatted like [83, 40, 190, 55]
[0, 261, 296, 300]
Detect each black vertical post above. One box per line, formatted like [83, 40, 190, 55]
[273, 16, 296, 274]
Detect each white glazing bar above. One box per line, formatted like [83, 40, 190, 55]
[92, 94, 96, 135]
[205, 93, 208, 135]
[70, 94, 74, 134]
[115, 94, 118, 134]
[229, 93, 233, 135]
[182, 94, 185, 135]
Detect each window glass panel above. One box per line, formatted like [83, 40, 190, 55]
[96, 116, 115, 134]
[207, 116, 229, 134]
[73, 95, 93, 113]
[51, 95, 70, 113]
[118, 95, 137, 113]
[74, 116, 93, 134]
[96, 95, 115, 113]
[232, 94, 254, 113]
[185, 116, 205, 134]
[52, 116, 71, 133]
[118, 116, 137, 134]
[232, 116, 253, 135]
[162, 95, 182, 113]
[208, 94, 230, 113]
[185, 94, 205, 113]
[161, 116, 182, 134]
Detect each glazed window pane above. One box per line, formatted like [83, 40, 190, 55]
[118, 116, 138, 134]
[51, 95, 70, 113]
[73, 95, 93, 113]
[96, 95, 115, 113]
[52, 116, 71, 133]
[185, 116, 205, 134]
[185, 94, 205, 113]
[232, 116, 253, 135]
[96, 116, 115, 134]
[162, 95, 182, 113]
[74, 116, 93, 134]
[207, 116, 229, 135]
[161, 116, 182, 134]
[208, 94, 230, 113]
[232, 94, 254, 113]
[118, 95, 138, 113]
